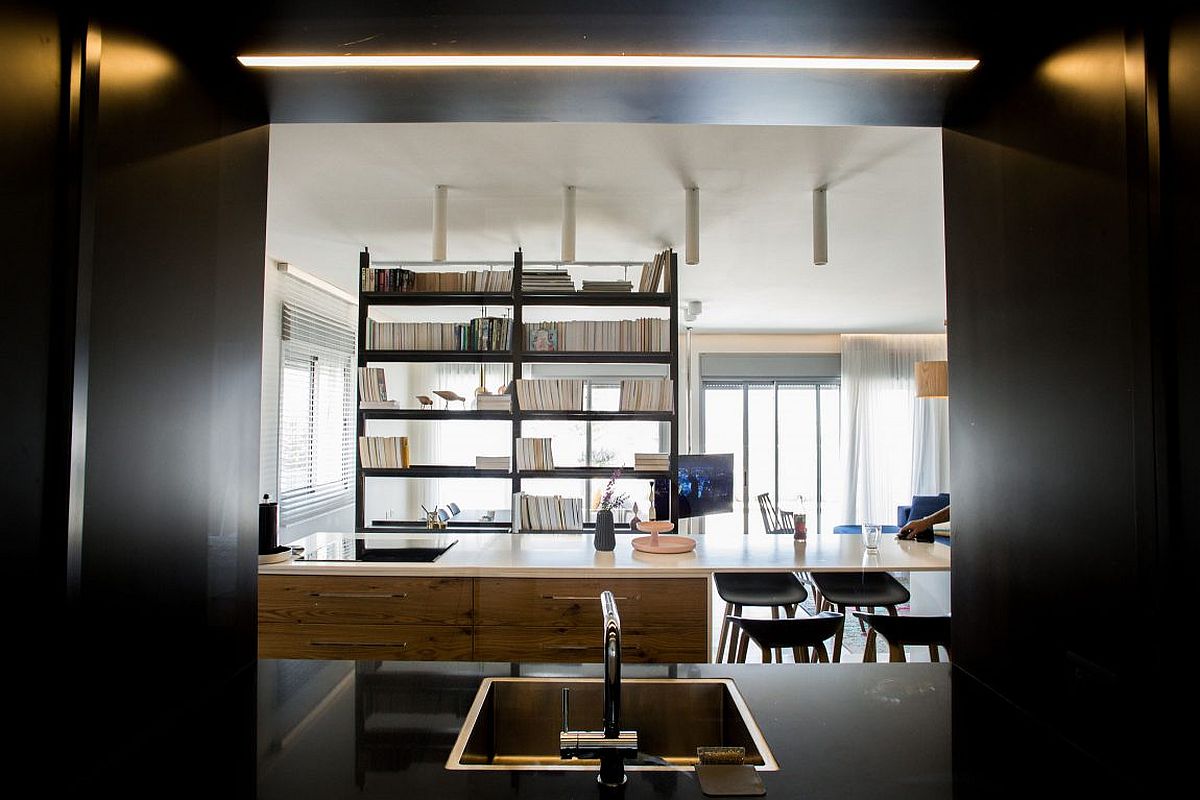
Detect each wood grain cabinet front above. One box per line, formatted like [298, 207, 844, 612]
[474, 577, 707, 628]
[259, 576, 474, 626]
[258, 623, 473, 660]
[474, 577, 708, 663]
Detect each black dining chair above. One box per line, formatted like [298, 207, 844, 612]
[726, 612, 845, 663]
[809, 572, 911, 662]
[713, 573, 809, 663]
[853, 612, 952, 662]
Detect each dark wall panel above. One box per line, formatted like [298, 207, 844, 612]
[76, 26, 267, 784]
[943, 30, 1142, 767]
[0, 4, 60, 598]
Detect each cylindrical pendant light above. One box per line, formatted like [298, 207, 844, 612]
[685, 186, 700, 265]
[561, 185, 576, 263]
[432, 184, 448, 262]
[915, 360, 949, 398]
[813, 185, 828, 266]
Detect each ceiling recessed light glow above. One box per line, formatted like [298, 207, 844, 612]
[236, 54, 979, 71]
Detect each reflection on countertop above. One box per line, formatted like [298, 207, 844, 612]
[257, 660, 953, 800]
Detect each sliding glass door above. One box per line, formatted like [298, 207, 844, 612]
[701, 379, 840, 535]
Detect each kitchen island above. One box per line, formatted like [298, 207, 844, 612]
[257, 659, 952, 800]
[259, 532, 950, 662]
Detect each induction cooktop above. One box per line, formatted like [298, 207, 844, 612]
[297, 534, 458, 563]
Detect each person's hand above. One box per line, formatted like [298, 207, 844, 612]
[898, 517, 931, 540]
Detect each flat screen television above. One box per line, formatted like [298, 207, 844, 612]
[676, 453, 735, 519]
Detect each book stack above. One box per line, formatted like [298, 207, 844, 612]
[522, 318, 669, 352]
[357, 367, 400, 409]
[515, 438, 555, 471]
[514, 379, 584, 411]
[521, 270, 575, 293]
[581, 279, 633, 292]
[619, 379, 675, 411]
[366, 317, 512, 351]
[474, 393, 512, 411]
[475, 455, 510, 471]
[518, 494, 584, 530]
[361, 268, 512, 293]
[637, 249, 672, 293]
[358, 436, 411, 468]
[634, 453, 670, 472]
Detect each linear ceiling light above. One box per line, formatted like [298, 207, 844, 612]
[236, 54, 979, 71]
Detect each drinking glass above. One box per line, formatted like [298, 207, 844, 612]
[862, 523, 882, 551]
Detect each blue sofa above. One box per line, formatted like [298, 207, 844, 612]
[897, 493, 950, 529]
[832, 493, 949, 538]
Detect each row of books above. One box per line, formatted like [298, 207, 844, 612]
[475, 455, 510, 471]
[581, 279, 633, 292]
[357, 367, 394, 404]
[619, 379, 675, 411]
[515, 437, 555, 470]
[514, 379, 584, 411]
[634, 453, 670, 471]
[516, 493, 584, 531]
[523, 318, 670, 352]
[366, 317, 512, 351]
[638, 249, 672, 293]
[521, 270, 575, 292]
[358, 436, 411, 468]
[475, 393, 512, 411]
[361, 268, 513, 294]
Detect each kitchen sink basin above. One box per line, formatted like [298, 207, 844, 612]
[446, 678, 778, 771]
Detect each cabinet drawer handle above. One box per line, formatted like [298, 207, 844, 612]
[309, 592, 409, 599]
[541, 595, 637, 602]
[542, 644, 642, 652]
[310, 641, 407, 649]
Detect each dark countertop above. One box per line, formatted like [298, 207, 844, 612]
[257, 661, 952, 800]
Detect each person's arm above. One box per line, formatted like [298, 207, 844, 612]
[898, 504, 950, 539]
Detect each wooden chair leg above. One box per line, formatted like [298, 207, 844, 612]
[770, 606, 783, 661]
[797, 646, 809, 663]
[863, 629, 878, 663]
[736, 628, 750, 663]
[929, 645, 940, 663]
[888, 642, 906, 663]
[814, 643, 829, 663]
[857, 607, 870, 633]
[762, 645, 771, 664]
[886, 605, 898, 616]
[726, 604, 744, 663]
[716, 602, 733, 663]
[831, 604, 846, 662]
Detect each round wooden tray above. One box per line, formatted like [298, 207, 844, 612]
[631, 521, 697, 554]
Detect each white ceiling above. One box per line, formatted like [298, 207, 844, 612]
[267, 123, 945, 333]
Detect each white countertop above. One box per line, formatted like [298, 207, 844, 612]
[260, 532, 951, 578]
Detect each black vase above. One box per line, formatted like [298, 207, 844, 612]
[593, 510, 616, 551]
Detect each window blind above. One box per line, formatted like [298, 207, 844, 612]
[278, 301, 356, 525]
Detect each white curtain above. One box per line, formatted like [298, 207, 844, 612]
[839, 334, 948, 526]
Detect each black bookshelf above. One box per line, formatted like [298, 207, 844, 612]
[356, 248, 681, 532]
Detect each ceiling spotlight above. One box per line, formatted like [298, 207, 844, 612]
[561, 186, 576, 263]
[685, 187, 700, 265]
[432, 185, 447, 262]
[684, 300, 703, 323]
[813, 185, 828, 266]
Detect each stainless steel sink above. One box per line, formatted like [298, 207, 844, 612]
[446, 678, 778, 772]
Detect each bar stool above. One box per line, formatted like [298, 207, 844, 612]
[809, 572, 910, 662]
[713, 573, 808, 663]
[854, 612, 952, 662]
[726, 612, 845, 663]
